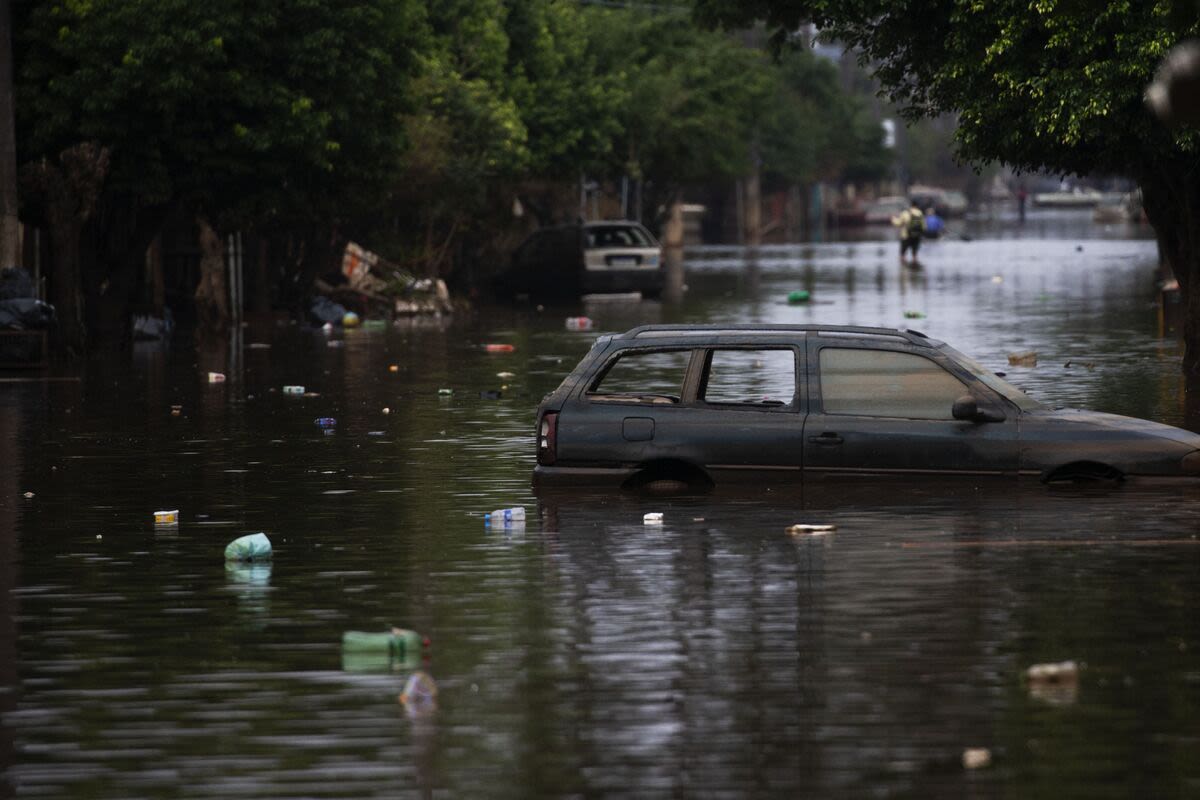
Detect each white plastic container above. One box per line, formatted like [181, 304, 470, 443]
[644, 512, 663, 524]
[485, 507, 526, 526]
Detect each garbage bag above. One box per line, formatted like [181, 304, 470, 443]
[224, 532, 273, 561]
[0, 298, 56, 330]
[309, 295, 347, 325]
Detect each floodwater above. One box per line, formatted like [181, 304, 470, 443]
[3, 210, 1200, 798]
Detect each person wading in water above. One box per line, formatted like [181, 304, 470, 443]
[892, 200, 925, 266]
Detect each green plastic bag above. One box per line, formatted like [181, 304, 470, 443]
[224, 532, 273, 562]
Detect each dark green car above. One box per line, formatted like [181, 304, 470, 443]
[534, 324, 1200, 488]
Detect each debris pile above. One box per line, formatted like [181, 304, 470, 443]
[312, 242, 455, 322]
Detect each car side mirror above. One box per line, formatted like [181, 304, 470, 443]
[952, 395, 979, 420]
[953, 394, 1005, 423]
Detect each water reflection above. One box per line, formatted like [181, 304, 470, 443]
[3, 223, 1199, 797]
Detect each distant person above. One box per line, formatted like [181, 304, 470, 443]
[892, 200, 924, 265]
[923, 208, 945, 238]
[1017, 185, 1028, 222]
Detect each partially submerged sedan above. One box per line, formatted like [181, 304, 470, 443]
[534, 324, 1200, 487]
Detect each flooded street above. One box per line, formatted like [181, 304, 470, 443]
[3, 215, 1200, 797]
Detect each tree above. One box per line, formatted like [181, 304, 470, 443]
[696, 1, 1200, 375]
[15, 0, 426, 345]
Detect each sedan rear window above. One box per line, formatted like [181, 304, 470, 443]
[585, 225, 654, 249]
[819, 348, 966, 419]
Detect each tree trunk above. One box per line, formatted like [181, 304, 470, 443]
[21, 144, 110, 354]
[1140, 168, 1200, 427]
[194, 216, 228, 334]
[0, 0, 18, 271]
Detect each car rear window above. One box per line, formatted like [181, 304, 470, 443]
[588, 349, 690, 403]
[819, 348, 966, 419]
[701, 349, 795, 407]
[585, 225, 654, 249]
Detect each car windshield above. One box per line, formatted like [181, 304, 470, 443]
[940, 344, 1044, 411]
[585, 225, 654, 249]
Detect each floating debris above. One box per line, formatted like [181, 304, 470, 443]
[962, 748, 992, 770]
[399, 671, 439, 716]
[787, 290, 810, 304]
[903, 310, 925, 319]
[644, 512, 664, 525]
[283, 385, 305, 395]
[207, 372, 226, 383]
[484, 343, 515, 353]
[1007, 351, 1038, 367]
[787, 523, 836, 535]
[224, 532, 273, 562]
[154, 509, 179, 526]
[565, 316, 594, 331]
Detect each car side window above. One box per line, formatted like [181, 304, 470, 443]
[588, 349, 690, 404]
[819, 348, 965, 419]
[700, 349, 795, 407]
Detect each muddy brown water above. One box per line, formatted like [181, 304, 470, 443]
[3, 213, 1200, 797]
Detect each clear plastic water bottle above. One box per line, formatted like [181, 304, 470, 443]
[484, 507, 526, 526]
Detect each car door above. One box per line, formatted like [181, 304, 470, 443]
[803, 338, 1018, 479]
[556, 343, 806, 480]
[680, 344, 806, 481]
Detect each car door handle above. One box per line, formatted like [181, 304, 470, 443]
[807, 432, 843, 445]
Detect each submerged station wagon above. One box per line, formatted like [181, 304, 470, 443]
[533, 324, 1200, 487]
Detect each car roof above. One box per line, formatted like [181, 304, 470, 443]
[604, 324, 942, 348]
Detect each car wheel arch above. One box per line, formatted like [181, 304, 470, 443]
[622, 459, 714, 491]
[1042, 460, 1125, 483]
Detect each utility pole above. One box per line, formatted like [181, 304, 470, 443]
[0, 0, 19, 270]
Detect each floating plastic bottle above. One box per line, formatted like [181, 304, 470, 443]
[154, 509, 179, 526]
[224, 532, 273, 562]
[341, 627, 423, 672]
[314, 417, 337, 428]
[786, 290, 810, 304]
[484, 507, 526, 526]
[399, 671, 439, 716]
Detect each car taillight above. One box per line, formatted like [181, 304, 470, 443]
[538, 412, 558, 465]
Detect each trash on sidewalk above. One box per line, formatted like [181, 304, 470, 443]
[644, 512, 664, 524]
[399, 671, 439, 715]
[154, 509, 179, 526]
[484, 343, 515, 353]
[962, 748, 991, 770]
[283, 385, 305, 395]
[787, 290, 810, 304]
[341, 627, 424, 672]
[787, 523, 836, 536]
[1007, 351, 1038, 367]
[224, 532, 273, 562]
[207, 372, 226, 383]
